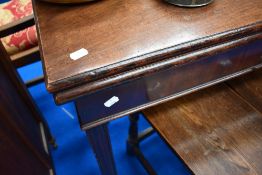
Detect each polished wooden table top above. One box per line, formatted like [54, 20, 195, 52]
[33, 0, 262, 104]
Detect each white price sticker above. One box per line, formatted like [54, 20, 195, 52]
[104, 96, 119, 108]
[70, 48, 88, 60]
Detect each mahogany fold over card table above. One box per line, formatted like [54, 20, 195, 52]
[32, 0, 262, 174]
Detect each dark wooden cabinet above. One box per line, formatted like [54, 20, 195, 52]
[0, 42, 52, 175]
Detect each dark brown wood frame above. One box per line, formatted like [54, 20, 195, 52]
[0, 41, 55, 174]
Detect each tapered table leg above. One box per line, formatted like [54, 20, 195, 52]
[75, 100, 117, 175]
[86, 124, 117, 175]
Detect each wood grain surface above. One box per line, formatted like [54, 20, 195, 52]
[143, 83, 262, 175]
[33, 0, 262, 94]
[228, 69, 262, 113]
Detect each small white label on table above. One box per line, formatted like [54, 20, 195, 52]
[104, 96, 119, 108]
[70, 48, 88, 60]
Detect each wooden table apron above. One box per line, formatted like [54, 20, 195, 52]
[32, 0, 262, 174]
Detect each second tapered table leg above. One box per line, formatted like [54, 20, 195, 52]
[86, 124, 117, 175]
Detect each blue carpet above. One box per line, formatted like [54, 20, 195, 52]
[18, 61, 191, 175]
[0, 0, 9, 3]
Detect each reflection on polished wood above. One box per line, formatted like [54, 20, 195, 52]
[143, 82, 262, 175]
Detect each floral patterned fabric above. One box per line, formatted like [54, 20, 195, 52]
[0, 0, 37, 55]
